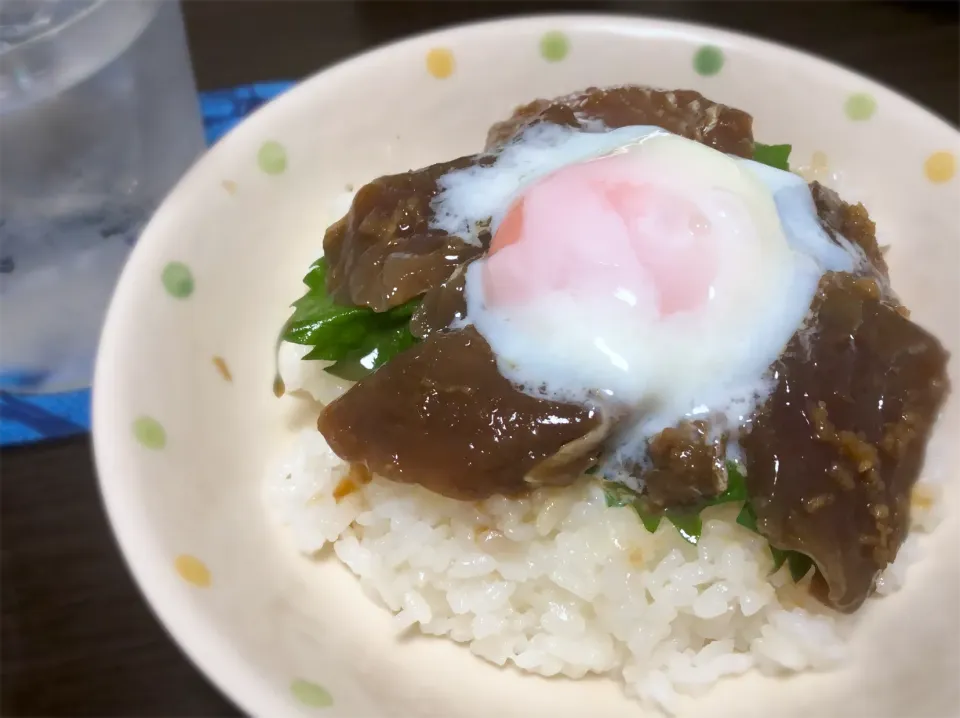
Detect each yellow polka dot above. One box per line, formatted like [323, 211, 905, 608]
[212, 355, 232, 382]
[175, 554, 211, 588]
[811, 151, 829, 170]
[425, 48, 455, 79]
[924, 151, 956, 184]
[221, 180, 238, 195]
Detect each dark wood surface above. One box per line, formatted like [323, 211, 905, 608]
[2, 2, 957, 716]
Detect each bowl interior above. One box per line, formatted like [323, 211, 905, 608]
[93, 15, 960, 718]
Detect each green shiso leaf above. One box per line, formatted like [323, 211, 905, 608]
[752, 142, 792, 171]
[281, 257, 420, 380]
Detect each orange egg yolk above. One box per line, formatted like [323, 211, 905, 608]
[483, 152, 720, 318]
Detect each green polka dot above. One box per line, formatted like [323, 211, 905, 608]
[258, 141, 287, 175]
[132, 416, 166, 450]
[161, 262, 193, 299]
[844, 93, 876, 121]
[540, 31, 569, 62]
[290, 679, 333, 708]
[693, 45, 724, 76]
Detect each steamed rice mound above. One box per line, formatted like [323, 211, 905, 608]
[265, 350, 937, 714]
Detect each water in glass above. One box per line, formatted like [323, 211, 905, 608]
[0, 0, 205, 393]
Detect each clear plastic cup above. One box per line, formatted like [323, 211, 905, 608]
[0, 0, 205, 393]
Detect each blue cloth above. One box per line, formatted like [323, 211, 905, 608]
[0, 80, 295, 447]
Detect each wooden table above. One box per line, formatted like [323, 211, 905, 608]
[2, 2, 957, 715]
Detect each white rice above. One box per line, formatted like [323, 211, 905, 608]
[266, 344, 939, 714]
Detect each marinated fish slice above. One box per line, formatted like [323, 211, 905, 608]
[318, 327, 605, 500]
[742, 272, 950, 612]
[638, 421, 729, 511]
[486, 86, 755, 158]
[810, 181, 889, 278]
[323, 156, 489, 312]
[409, 260, 470, 339]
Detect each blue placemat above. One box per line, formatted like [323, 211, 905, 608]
[0, 80, 296, 447]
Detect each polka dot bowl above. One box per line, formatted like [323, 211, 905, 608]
[93, 15, 959, 718]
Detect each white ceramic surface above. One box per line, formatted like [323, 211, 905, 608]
[92, 15, 960, 718]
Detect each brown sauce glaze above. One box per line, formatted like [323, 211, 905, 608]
[486, 86, 755, 158]
[323, 156, 489, 312]
[741, 272, 949, 612]
[639, 422, 728, 510]
[409, 260, 470, 340]
[810, 181, 889, 278]
[318, 327, 607, 500]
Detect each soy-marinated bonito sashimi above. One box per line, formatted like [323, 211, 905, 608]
[742, 272, 949, 612]
[280, 84, 950, 620]
[317, 327, 606, 500]
[486, 86, 755, 158]
[409, 260, 469, 339]
[634, 422, 729, 511]
[323, 156, 490, 312]
[810, 181, 889, 279]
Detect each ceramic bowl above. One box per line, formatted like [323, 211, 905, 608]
[93, 14, 960, 718]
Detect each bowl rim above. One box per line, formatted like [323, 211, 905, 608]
[91, 12, 960, 717]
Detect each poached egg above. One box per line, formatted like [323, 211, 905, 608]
[429, 123, 861, 465]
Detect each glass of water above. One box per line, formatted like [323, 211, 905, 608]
[0, 0, 205, 393]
